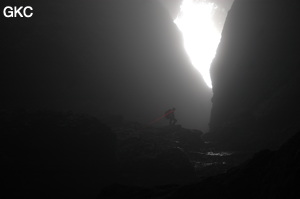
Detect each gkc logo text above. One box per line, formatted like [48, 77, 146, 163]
[3, 6, 33, 18]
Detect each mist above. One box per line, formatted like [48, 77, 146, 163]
[3, 0, 300, 198]
[1, 0, 212, 130]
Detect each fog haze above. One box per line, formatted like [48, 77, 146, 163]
[1, 0, 212, 130]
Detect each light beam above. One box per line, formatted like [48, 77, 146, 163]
[174, 0, 221, 88]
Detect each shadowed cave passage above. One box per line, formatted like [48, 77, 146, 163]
[100, 0, 300, 198]
[0, 0, 218, 198]
[4, 0, 300, 198]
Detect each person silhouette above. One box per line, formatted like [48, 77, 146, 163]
[165, 107, 177, 125]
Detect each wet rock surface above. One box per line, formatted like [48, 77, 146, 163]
[167, 130, 300, 199]
[1, 110, 246, 198]
[108, 121, 203, 186]
[108, 118, 251, 184]
[97, 116, 254, 198]
[99, 130, 300, 199]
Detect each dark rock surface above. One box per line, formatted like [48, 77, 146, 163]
[167, 130, 300, 199]
[1, 110, 212, 198]
[99, 130, 300, 199]
[0, 109, 116, 199]
[106, 121, 205, 186]
[97, 118, 255, 198]
[207, 0, 300, 150]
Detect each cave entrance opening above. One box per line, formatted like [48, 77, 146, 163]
[174, 0, 230, 88]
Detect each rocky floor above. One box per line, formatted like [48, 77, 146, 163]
[104, 120, 254, 186]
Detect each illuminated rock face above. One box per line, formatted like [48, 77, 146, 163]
[208, 0, 300, 150]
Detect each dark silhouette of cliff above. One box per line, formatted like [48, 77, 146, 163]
[207, 0, 300, 150]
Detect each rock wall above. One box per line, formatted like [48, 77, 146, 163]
[208, 0, 300, 150]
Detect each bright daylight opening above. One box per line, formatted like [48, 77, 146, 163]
[174, 0, 221, 88]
